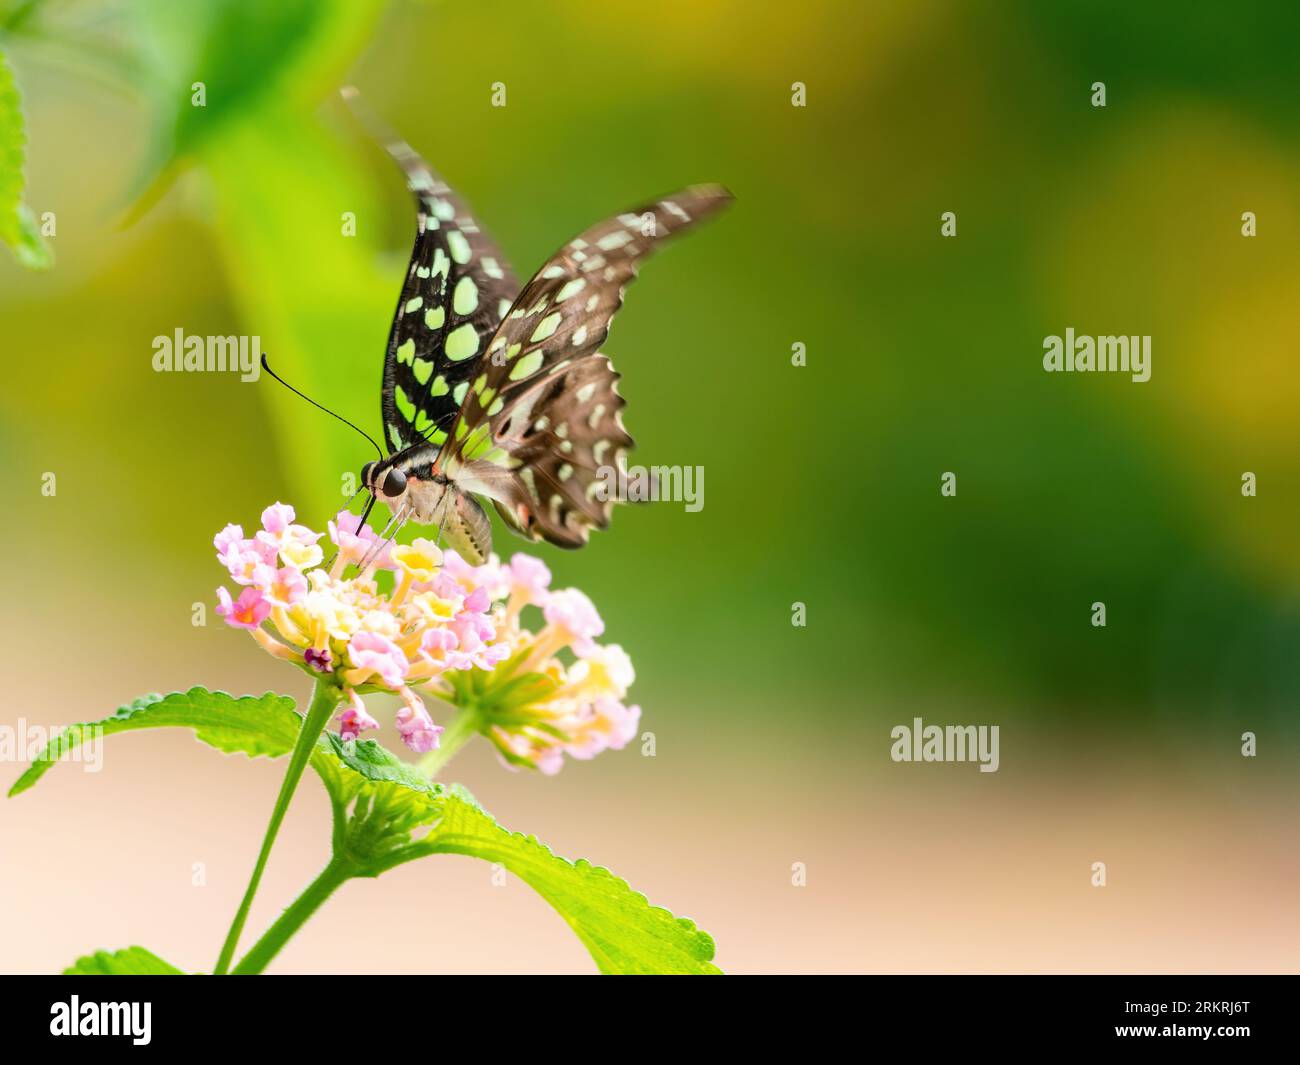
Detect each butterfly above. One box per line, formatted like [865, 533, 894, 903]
[350, 106, 731, 565]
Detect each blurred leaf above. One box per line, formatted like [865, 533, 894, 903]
[127, 0, 384, 207]
[417, 787, 723, 975]
[0, 46, 51, 268]
[202, 109, 395, 518]
[63, 946, 184, 975]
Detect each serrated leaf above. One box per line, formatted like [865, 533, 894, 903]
[63, 946, 183, 975]
[423, 793, 722, 975]
[0, 47, 52, 269]
[6, 687, 440, 826]
[7, 687, 299, 797]
[10, 688, 720, 974]
[314, 730, 443, 849]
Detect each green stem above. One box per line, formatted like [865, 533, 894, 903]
[230, 857, 352, 975]
[212, 678, 340, 975]
[418, 705, 479, 780]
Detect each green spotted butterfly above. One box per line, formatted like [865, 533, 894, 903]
[351, 101, 731, 564]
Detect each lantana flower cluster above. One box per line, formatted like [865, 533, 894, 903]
[213, 503, 639, 773]
[438, 551, 641, 775]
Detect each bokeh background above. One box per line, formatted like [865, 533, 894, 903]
[2, 0, 1299, 973]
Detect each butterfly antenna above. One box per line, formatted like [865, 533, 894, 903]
[260, 353, 383, 460]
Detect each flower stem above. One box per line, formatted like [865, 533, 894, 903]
[418, 705, 479, 780]
[211, 678, 340, 975]
[230, 856, 352, 974]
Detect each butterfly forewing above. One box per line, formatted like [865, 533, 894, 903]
[379, 140, 519, 454]
[436, 184, 732, 546]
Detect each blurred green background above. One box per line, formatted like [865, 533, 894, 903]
[6, 0, 1300, 738]
[3, 0, 1300, 973]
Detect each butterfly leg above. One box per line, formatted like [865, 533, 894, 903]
[358, 502, 411, 574]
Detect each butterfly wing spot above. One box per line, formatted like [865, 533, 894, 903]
[446, 230, 472, 264]
[596, 230, 634, 251]
[530, 313, 563, 343]
[555, 278, 587, 303]
[453, 277, 479, 314]
[509, 351, 544, 380]
[444, 324, 480, 361]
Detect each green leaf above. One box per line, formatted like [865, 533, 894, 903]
[10, 687, 721, 974]
[7, 685, 442, 808]
[124, 0, 384, 212]
[0, 46, 52, 268]
[314, 730, 443, 863]
[421, 790, 722, 975]
[63, 946, 183, 975]
[7, 688, 298, 797]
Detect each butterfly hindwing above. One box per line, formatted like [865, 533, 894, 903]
[379, 140, 519, 454]
[438, 184, 732, 546]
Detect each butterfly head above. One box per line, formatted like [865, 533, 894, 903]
[360, 460, 408, 502]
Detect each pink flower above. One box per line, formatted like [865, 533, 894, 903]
[446, 610, 507, 671]
[218, 535, 277, 585]
[337, 689, 380, 742]
[328, 510, 384, 565]
[252, 563, 308, 608]
[255, 501, 324, 568]
[395, 690, 442, 753]
[214, 523, 245, 556]
[542, 588, 605, 655]
[534, 747, 565, 776]
[507, 553, 551, 603]
[345, 631, 408, 689]
[216, 586, 272, 630]
[260, 502, 296, 535]
[570, 696, 641, 758]
[570, 643, 636, 694]
[442, 551, 510, 600]
[418, 627, 459, 667]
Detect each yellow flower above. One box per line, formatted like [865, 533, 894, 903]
[391, 539, 443, 583]
[280, 538, 324, 570]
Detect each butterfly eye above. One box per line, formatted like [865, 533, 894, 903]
[381, 467, 408, 497]
[361, 461, 376, 488]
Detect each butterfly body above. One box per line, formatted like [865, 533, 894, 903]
[362, 447, 498, 563]
[353, 98, 731, 562]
